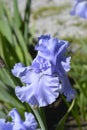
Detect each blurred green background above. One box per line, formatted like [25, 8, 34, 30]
[0, 0, 87, 130]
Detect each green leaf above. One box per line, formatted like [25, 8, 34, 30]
[0, 103, 7, 118]
[56, 100, 75, 130]
[23, 0, 31, 44]
[0, 110, 6, 118]
[13, 26, 32, 65]
[0, 68, 15, 88]
[0, 37, 20, 67]
[13, 0, 22, 28]
[0, 20, 12, 44]
[31, 107, 47, 130]
[0, 81, 24, 109]
[0, 0, 33, 65]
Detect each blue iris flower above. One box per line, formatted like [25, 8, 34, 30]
[12, 35, 76, 107]
[0, 108, 37, 130]
[71, 0, 87, 19]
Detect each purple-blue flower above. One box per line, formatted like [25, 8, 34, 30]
[71, 0, 87, 19]
[12, 35, 76, 107]
[0, 108, 37, 130]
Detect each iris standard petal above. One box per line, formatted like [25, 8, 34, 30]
[35, 35, 69, 65]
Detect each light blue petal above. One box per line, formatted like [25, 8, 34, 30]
[9, 108, 26, 130]
[55, 61, 76, 101]
[32, 56, 51, 73]
[61, 57, 71, 72]
[60, 74, 76, 101]
[0, 119, 13, 130]
[15, 71, 60, 107]
[24, 113, 37, 129]
[35, 35, 69, 65]
[12, 63, 32, 84]
[71, 1, 87, 19]
[8, 108, 37, 130]
[11, 63, 26, 77]
[9, 108, 23, 123]
[13, 124, 26, 130]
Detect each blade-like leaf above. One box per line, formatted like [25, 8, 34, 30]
[32, 107, 47, 130]
[0, 20, 12, 44]
[13, 0, 22, 28]
[24, 0, 31, 44]
[0, 81, 24, 109]
[56, 100, 75, 130]
[13, 26, 32, 65]
[0, 68, 15, 88]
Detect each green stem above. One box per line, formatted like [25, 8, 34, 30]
[32, 107, 47, 130]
